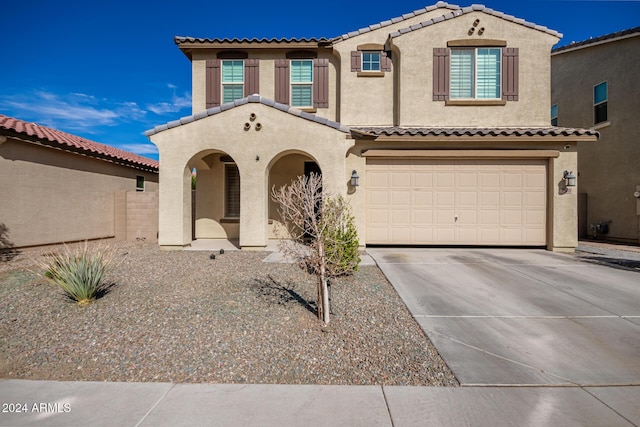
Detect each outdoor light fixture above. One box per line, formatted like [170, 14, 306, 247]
[350, 170, 360, 187]
[563, 170, 576, 187]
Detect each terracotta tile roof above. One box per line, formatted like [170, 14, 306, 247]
[0, 114, 158, 172]
[144, 95, 351, 137]
[388, 4, 562, 40]
[552, 26, 640, 54]
[331, 1, 460, 42]
[174, 36, 331, 45]
[351, 126, 599, 138]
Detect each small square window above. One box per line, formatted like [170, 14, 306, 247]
[362, 52, 381, 72]
[136, 175, 145, 192]
[594, 81, 607, 124]
[551, 104, 558, 126]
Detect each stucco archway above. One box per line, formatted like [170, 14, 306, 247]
[189, 150, 241, 243]
[267, 150, 321, 238]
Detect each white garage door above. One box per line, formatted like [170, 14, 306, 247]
[365, 158, 547, 245]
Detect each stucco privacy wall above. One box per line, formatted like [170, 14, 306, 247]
[0, 137, 158, 248]
[390, 11, 559, 127]
[149, 100, 352, 248]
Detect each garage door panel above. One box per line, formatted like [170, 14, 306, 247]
[365, 159, 546, 246]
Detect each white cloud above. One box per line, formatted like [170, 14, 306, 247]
[120, 143, 159, 155]
[147, 85, 191, 115]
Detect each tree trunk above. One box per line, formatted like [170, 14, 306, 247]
[318, 243, 330, 326]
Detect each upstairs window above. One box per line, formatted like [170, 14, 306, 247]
[450, 48, 501, 99]
[551, 104, 558, 126]
[362, 52, 381, 72]
[222, 60, 244, 103]
[433, 46, 517, 102]
[290, 60, 313, 107]
[136, 175, 145, 192]
[594, 81, 608, 124]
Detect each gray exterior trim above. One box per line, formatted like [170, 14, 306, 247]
[388, 5, 562, 40]
[351, 126, 599, 138]
[144, 96, 351, 137]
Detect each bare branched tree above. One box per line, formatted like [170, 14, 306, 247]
[271, 173, 359, 327]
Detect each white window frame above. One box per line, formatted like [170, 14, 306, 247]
[361, 51, 381, 72]
[593, 81, 608, 125]
[221, 60, 244, 104]
[551, 104, 558, 126]
[450, 47, 502, 100]
[290, 59, 313, 108]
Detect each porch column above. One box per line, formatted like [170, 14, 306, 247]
[158, 164, 192, 248]
[238, 161, 268, 249]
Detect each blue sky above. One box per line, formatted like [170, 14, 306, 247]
[1, 0, 638, 161]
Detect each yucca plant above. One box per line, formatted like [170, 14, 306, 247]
[40, 241, 116, 305]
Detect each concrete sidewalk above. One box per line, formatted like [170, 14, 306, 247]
[1, 380, 638, 426]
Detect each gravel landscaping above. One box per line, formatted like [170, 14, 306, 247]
[0, 241, 458, 386]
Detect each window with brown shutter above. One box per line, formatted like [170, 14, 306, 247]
[274, 59, 290, 104]
[244, 58, 259, 96]
[206, 59, 221, 108]
[502, 48, 519, 101]
[433, 48, 450, 101]
[313, 58, 329, 108]
[351, 51, 361, 72]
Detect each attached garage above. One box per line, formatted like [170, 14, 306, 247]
[365, 158, 547, 246]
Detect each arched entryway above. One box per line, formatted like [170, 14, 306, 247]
[189, 150, 241, 244]
[267, 151, 320, 239]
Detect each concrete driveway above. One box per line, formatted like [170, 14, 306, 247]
[367, 248, 640, 386]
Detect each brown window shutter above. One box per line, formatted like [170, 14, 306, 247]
[351, 51, 361, 72]
[381, 51, 392, 72]
[206, 59, 221, 108]
[244, 58, 259, 96]
[274, 59, 290, 104]
[433, 48, 449, 101]
[313, 58, 329, 108]
[502, 48, 519, 101]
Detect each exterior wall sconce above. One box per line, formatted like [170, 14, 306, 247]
[564, 170, 576, 187]
[350, 170, 359, 187]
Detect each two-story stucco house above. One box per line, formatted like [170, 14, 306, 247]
[146, 2, 597, 252]
[552, 27, 640, 245]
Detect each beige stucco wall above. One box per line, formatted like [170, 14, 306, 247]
[150, 102, 353, 249]
[191, 49, 339, 123]
[0, 138, 158, 248]
[391, 11, 559, 127]
[552, 36, 640, 244]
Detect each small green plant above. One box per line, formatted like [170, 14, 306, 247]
[40, 242, 116, 305]
[321, 196, 360, 277]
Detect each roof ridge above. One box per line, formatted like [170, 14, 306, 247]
[0, 114, 158, 171]
[331, 1, 461, 42]
[145, 95, 351, 137]
[552, 25, 640, 53]
[389, 3, 561, 39]
[174, 36, 330, 45]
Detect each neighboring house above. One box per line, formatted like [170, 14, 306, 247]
[0, 114, 159, 248]
[146, 1, 598, 252]
[551, 27, 640, 245]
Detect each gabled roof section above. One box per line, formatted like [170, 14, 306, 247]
[552, 26, 640, 54]
[175, 36, 331, 45]
[0, 114, 158, 172]
[144, 95, 351, 137]
[388, 4, 562, 40]
[351, 126, 598, 139]
[331, 1, 460, 42]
